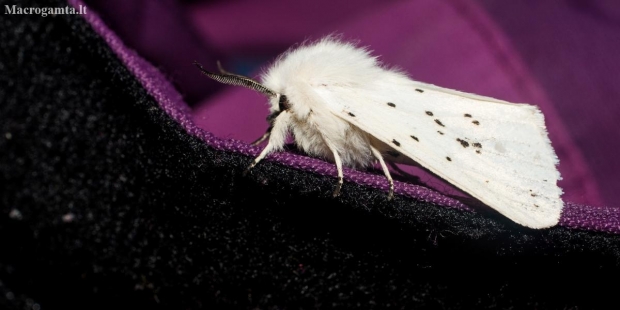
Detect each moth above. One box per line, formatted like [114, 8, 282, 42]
[194, 37, 563, 228]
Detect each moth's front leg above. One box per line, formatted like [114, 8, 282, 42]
[244, 110, 291, 175]
[251, 110, 281, 146]
[251, 128, 271, 146]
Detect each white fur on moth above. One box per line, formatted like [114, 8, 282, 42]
[194, 37, 564, 229]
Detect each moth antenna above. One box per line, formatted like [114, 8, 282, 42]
[216, 60, 237, 76]
[216, 60, 229, 74]
[193, 61, 277, 97]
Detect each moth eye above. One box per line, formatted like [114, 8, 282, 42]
[278, 95, 291, 111]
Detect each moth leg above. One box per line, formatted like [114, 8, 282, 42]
[323, 140, 344, 197]
[251, 110, 281, 146]
[370, 145, 394, 200]
[244, 111, 290, 175]
[251, 127, 271, 146]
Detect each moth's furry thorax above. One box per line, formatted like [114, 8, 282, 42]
[261, 38, 393, 168]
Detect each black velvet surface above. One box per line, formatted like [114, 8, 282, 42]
[1, 0, 619, 309]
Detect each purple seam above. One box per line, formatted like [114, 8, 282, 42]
[68, 0, 620, 234]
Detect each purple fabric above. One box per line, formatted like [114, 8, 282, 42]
[70, 0, 620, 233]
[83, 0, 220, 103]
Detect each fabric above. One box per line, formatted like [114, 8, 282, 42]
[1, 0, 619, 308]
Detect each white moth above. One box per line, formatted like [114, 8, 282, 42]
[194, 37, 563, 229]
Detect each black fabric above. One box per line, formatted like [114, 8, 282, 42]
[1, 0, 619, 309]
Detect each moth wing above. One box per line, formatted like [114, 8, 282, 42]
[312, 79, 563, 228]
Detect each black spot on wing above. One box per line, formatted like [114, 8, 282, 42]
[348, 112, 356, 117]
[386, 150, 400, 158]
[464, 114, 472, 118]
[387, 102, 396, 107]
[416, 89, 424, 93]
[472, 142, 482, 148]
[392, 139, 400, 147]
[425, 111, 433, 116]
[437, 131, 444, 135]
[435, 119, 445, 127]
[472, 120, 480, 125]
[476, 150, 481, 154]
[410, 135, 419, 142]
[446, 157, 452, 161]
[456, 138, 469, 148]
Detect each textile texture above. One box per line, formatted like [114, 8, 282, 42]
[1, 0, 619, 308]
